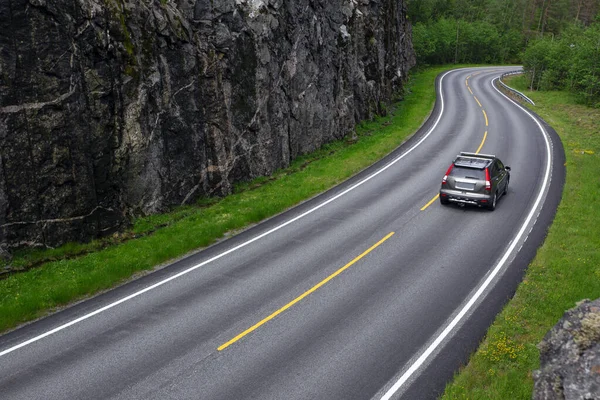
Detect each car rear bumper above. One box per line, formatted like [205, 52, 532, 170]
[439, 190, 492, 207]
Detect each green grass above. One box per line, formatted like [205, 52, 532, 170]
[0, 65, 461, 333]
[441, 74, 600, 399]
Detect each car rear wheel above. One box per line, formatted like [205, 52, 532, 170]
[488, 192, 497, 211]
[440, 195, 450, 205]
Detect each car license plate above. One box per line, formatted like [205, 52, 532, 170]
[456, 182, 475, 190]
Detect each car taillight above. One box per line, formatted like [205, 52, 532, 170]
[442, 164, 453, 185]
[485, 168, 491, 191]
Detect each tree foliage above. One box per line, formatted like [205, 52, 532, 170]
[522, 22, 600, 105]
[409, 0, 600, 105]
[412, 18, 519, 64]
[409, 0, 600, 32]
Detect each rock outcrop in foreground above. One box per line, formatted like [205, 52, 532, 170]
[0, 0, 414, 249]
[533, 298, 600, 399]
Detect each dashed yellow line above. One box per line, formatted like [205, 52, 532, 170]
[467, 86, 473, 95]
[421, 194, 440, 211]
[474, 96, 482, 108]
[482, 109, 488, 126]
[217, 232, 396, 351]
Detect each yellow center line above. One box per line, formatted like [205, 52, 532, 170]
[476, 131, 488, 154]
[217, 232, 396, 351]
[482, 109, 488, 126]
[420, 194, 439, 211]
[467, 86, 473, 95]
[474, 96, 482, 108]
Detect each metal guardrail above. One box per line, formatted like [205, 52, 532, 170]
[495, 70, 536, 106]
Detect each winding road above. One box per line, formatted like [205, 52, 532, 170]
[0, 67, 565, 400]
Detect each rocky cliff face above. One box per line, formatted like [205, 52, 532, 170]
[0, 0, 414, 249]
[533, 299, 600, 399]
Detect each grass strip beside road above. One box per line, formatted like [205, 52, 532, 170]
[0, 66, 455, 334]
[442, 75, 600, 399]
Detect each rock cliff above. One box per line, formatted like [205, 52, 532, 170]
[0, 0, 414, 249]
[533, 299, 600, 399]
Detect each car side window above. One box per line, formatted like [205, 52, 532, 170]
[496, 160, 505, 170]
[490, 162, 498, 178]
[492, 161, 502, 177]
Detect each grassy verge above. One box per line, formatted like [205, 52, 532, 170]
[442, 75, 600, 399]
[0, 65, 461, 334]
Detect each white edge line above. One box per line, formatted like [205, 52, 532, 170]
[379, 73, 553, 400]
[0, 69, 462, 358]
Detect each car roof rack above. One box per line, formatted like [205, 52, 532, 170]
[459, 151, 496, 159]
[454, 153, 494, 169]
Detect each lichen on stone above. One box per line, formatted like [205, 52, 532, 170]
[574, 313, 600, 351]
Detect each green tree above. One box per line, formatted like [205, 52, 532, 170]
[522, 38, 555, 89]
[412, 18, 459, 64]
[522, 22, 600, 106]
[458, 20, 502, 63]
[571, 23, 600, 104]
[409, 0, 600, 75]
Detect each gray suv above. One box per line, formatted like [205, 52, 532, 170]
[439, 152, 511, 211]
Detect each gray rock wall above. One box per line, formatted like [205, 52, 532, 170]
[0, 0, 414, 249]
[533, 299, 600, 399]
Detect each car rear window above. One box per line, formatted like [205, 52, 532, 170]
[449, 166, 485, 180]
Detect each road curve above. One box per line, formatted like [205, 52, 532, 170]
[0, 67, 565, 400]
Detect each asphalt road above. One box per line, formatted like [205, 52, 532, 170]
[0, 67, 565, 400]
